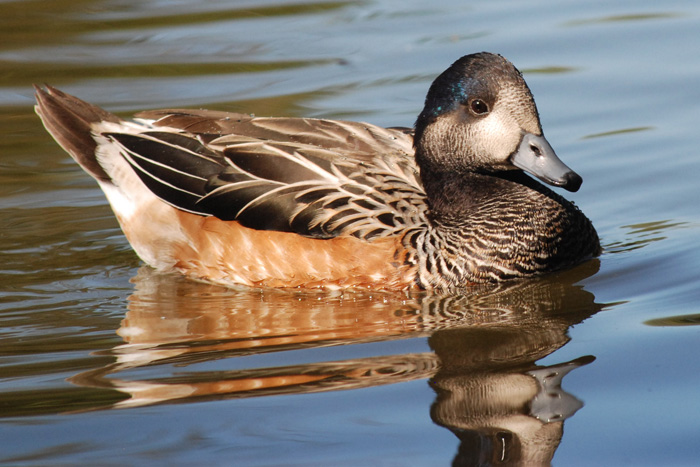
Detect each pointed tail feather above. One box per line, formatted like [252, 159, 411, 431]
[34, 85, 120, 183]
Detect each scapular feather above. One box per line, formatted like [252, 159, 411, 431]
[102, 111, 422, 240]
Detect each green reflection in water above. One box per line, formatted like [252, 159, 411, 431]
[522, 66, 578, 75]
[0, 59, 338, 87]
[604, 220, 687, 254]
[645, 313, 700, 327]
[86, 1, 357, 30]
[582, 126, 655, 140]
[565, 12, 683, 27]
[0, 1, 355, 45]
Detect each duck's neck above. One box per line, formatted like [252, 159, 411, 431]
[412, 164, 600, 288]
[418, 161, 569, 217]
[420, 167, 514, 215]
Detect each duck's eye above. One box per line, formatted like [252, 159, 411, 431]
[469, 99, 489, 115]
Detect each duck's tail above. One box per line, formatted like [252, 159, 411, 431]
[34, 85, 120, 183]
[34, 85, 192, 271]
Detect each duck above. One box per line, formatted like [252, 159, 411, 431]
[35, 52, 600, 290]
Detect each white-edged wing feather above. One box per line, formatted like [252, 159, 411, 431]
[106, 113, 427, 240]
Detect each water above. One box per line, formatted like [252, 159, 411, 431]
[2, 0, 700, 465]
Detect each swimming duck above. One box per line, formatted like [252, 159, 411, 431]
[35, 52, 600, 290]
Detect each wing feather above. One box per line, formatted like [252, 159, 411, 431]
[109, 111, 427, 240]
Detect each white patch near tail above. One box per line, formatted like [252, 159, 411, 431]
[91, 120, 190, 271]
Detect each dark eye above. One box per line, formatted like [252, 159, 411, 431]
[469, 99, 489, 115]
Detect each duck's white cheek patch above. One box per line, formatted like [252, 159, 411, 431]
[471, 110, 520, 163]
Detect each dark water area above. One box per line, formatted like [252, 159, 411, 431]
[2, 1, 700, 465]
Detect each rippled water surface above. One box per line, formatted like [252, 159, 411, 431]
[2, 0, 700, 465]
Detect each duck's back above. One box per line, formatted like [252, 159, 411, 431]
[137, 108, 416, 157]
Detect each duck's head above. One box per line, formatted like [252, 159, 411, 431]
[414, 52, 582, 192]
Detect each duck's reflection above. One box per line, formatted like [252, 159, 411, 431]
[71, 260, 602, 465]
[429, 326, 594, 465]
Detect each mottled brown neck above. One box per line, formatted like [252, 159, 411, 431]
[409, 168, 601, 288]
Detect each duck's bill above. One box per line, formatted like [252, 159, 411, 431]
[510, 133, 582, 192]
